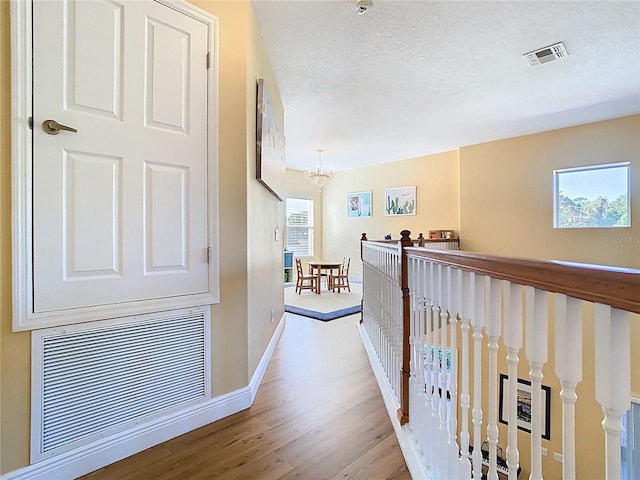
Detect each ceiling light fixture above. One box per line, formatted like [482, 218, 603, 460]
[355, 0, 373, 15]
[305, 149, 333, 190]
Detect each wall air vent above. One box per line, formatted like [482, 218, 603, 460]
[523, 42, 568, 67]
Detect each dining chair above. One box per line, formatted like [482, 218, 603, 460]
[331, 257, 350, 293]
[295, 258, 317, 294]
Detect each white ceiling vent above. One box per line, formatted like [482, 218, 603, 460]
[523, 42, 568, 66]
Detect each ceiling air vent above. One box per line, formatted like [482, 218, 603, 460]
[523, 42, 568, 66]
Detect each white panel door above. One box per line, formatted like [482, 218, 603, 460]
[32, 0, 209, 312]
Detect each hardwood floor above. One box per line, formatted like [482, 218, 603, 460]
[80, 312, 411, 480]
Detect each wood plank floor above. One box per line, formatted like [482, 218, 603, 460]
[80, 312, 411, 480]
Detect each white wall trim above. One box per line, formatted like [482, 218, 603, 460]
[2, 306, 288, 479]
[249, 313, 286, 402]
[1, 388, 252, 480]
[10, 0, 221, 331]
[357, 322, 431, 480]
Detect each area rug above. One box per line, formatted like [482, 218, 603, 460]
[285, 282, 362, 321]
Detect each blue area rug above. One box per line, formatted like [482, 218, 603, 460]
[284, 303, 361, 321]
[284, 283, 362, 321]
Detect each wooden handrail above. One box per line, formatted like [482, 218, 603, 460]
[405, 247, 640, 314]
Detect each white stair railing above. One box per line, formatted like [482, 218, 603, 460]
[360, 231, 639, 480]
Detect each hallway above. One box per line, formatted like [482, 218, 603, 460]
[81, 312, 411, 479]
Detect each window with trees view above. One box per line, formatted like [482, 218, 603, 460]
[554, 162, 630, 228]
[286, 197, 314, 257]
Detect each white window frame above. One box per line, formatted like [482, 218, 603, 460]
[285, 196, 314, 258]
[553, 162, 631, 229]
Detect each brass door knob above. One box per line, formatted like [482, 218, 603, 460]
[42, 119, 78, 135]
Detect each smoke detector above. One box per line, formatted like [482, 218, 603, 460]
[523, 42, 568, 66]
[355, 0, 373, 15]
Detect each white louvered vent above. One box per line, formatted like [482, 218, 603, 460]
[523, 42, 568, 66]
[31, 308, 210, 462]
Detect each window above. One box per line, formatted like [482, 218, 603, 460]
[622, 399, 639, 480]
[286, 197, 314, 257]
[554, 162, 630, 228]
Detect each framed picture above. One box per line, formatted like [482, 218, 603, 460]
[499, 374, 551, 440]
[385, 186, 416, 216]
[347, 191, 372, 218]
[256, 78, 286, 201]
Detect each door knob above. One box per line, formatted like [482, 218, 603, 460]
[42, 119, 78, 135]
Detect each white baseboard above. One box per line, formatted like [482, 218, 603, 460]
[249, 313, 286, 402]
[2, 314, 287, 480]
[357, 323, 431, 480]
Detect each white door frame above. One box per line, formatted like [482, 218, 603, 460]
[10, 0, 220, 331]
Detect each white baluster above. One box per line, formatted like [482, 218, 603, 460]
[595, 304, 631, 480]
[447, 267, 464, 476]
[424, 262, 435, 467]
[417, 260, 427, 457]
[460, 271, 474, 466]
[525, 287, 548, 480]
[408, 259, 417, 435]
[439, 267, 450, 479]
[472, 273, 486, 480]
[440, 267, 449, 432]
[432, 265, 443, 476]
[486, 277, 502, 480]
[555, 294, 582, 480]
[503, 282, 523, 480]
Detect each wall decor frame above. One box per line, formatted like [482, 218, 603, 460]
[256, 78, 286, 201]
[385, 186, 416, 216]
[346, 191, 372, 218]
[499, 374, 551, 440]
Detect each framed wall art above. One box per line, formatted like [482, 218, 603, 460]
[385, 186, 416, 216]
[256, 78, 286, 201]
[499, 374, 551, 440]
[347, 191, 372, 218]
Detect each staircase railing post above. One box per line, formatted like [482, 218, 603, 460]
[397, 230, 412, 425]
[360, 233, 368, 324]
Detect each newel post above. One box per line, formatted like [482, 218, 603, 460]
[360, 233, 367, 324]
[417, 232, 425, 247]
[397, 230, 412, 425]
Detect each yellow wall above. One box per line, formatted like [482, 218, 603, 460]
[319, 150, 461, 280]
[245, 3, 286, 374]
[1, 0, 32, 471]
[0, 0, 284, 474]
[187, 0, 250, 399]
[460, 115, 640, 268]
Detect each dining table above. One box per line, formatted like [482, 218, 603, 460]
[306, 260, 343, 294]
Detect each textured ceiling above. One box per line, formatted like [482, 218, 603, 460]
[251, 0, 640, 172]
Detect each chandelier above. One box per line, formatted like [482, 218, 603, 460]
[305, 149, 333, 190]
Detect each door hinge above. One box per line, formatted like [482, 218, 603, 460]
[206, 52, 210, 69]
[28, 117, 33, 130]
[207, 247, 211, 263]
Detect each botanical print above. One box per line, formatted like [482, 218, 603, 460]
[385, 186, 416, 216]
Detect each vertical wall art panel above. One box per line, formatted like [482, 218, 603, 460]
[256, 78, 285, 201]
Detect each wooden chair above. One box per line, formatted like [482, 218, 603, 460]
[331, 257, 351, 293]
[295, 258, 317, 294]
